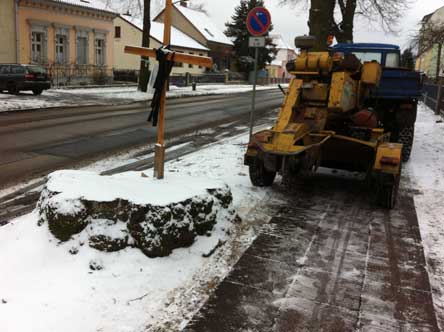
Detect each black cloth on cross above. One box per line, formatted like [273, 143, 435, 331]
[149, 46, 176, 126]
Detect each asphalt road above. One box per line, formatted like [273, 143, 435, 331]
[0, 89, 283, 188]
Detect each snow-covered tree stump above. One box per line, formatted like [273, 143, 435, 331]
[38, 171, 236, 257]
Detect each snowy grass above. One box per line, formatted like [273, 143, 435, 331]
[0, 131, 270, 332]
[0, 84, 282, 112]
[405, 103, 444, 329]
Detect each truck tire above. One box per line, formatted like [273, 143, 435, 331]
[32, 89, 43, 95]
[7, 83, 18, 95]
[376, 173, 400, 209]
[249, 158, 276, 187]
[398, 125, 414, 162]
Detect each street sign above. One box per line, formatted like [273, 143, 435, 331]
[246, 7, 271, 37]
[249, 36, 266, 48]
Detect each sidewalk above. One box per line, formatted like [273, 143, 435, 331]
[0, 84, 283, 113]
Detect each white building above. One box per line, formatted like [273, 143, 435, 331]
[113, 15, 209, 75]
[267, 35, 297, 79]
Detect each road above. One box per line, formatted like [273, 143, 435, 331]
[184, 172, 440, 332]
[0, 89, 283, 188]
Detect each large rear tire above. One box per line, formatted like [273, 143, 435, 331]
[7, 84, 18, 95]
[398, 125, 414, 162]
[376, 173, 400, 209]
[249, 158, 276, 187]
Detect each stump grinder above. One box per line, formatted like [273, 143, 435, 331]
[244, 36, 403, 209]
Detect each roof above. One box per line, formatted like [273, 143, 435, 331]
[270, 35, 292, 50]
[174, 5, 233, 46]
[119, 15, 209, 52]
[50, 0, 116, 15]
[332, 43, 400, 51]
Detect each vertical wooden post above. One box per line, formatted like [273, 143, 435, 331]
[154, 0, 172, 180]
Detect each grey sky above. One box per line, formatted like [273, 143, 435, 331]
[184, 0, 444, 50]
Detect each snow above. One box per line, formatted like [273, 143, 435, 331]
[405, 103, 444, 329]
[174, 5, 233, 46]
[0, 84, 281, 112]
[53, 0, 113, 13]
[0, 130, 270, 332]
[45, 170, 223, 206]
[125, 16, 209, 51]
[270, 34, 293, 50]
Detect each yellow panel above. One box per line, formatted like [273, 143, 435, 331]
[328, 72, 358, 112]
[361, 62, 382, 86]
[302, 83, 329, 101]
[374, 143, 403, 174]
[274, 79, 303, 132]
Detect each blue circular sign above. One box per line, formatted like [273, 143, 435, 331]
[247, 7, 271, 37]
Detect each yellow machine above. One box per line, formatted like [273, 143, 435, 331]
[244, 36, 402, 209]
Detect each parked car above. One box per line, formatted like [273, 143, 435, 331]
[0, 64, 51, 95]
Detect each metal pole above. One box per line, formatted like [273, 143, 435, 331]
[249, 47, 259, 141]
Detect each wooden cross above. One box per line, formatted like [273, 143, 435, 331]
[124, 0, 213, 179]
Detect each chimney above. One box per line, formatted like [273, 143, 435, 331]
[180, 0, 188, 7]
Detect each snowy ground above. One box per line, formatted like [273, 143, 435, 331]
[405, 103, 444, 329]
[0, 130, 273, 332]
[0, 84, 282, 112]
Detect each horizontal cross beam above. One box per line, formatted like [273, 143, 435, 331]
[124, 46, 213, 68]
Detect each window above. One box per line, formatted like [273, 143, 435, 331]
[189, 52, 194, 68]
[11, 66, 25, 74]
[77, 36, 88, 65]
[31, 31, 46, 63]
[173, 51, 184, 67]
[115, 26, 121, 38]
[0, 65, 10, 74]
[95, 39, 105, 66]
[55, 35, 68, 64]
[199, 53, 204, 69]
[352, 52, 382, 64]
[386, 53, 400, 68]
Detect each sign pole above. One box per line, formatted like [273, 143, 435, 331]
[154, 0, 172, 180]
[246, 6, 271, 142]
[249, 47, 259, 141]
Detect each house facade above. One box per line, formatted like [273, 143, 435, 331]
[16, 0, 117, 85]
[0, 0, 18, 63]
[266, 35, 296, 79]
[154, 1, 234, 72]
[416, 6, 444, 78]
[113, 15, 209, 75]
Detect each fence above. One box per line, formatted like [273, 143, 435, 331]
[48, 65, 113, 88]
[112, 70, 290, 87]
[422, 77, 444, 115]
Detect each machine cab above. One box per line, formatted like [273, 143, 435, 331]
[331, 43, 401, 68]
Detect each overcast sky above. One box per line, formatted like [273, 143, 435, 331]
[178, 0, 444, 50]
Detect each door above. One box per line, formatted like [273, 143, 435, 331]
[0, 65, 10, 90]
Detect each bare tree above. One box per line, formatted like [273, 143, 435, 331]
[411, 17, 444, 79]
[280, 0, 411, 50]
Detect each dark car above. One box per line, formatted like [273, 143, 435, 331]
[0, 64, 51, 95]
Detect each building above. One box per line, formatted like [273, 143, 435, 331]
[113, 15, 209, 75]
[416, 6, 444, 78]
[16, 0, 117, 85]
[266, 35, 297, 79]
[153, 1, 234, 71]
[0, 0, 18, 63]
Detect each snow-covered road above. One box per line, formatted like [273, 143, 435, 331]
[0, 84, 283, 112]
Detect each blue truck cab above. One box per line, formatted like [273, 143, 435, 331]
[331, 43, 422, 100]
[330, 43, 422, 161]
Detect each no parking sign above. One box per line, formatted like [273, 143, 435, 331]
[246, 7, 271, 37]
